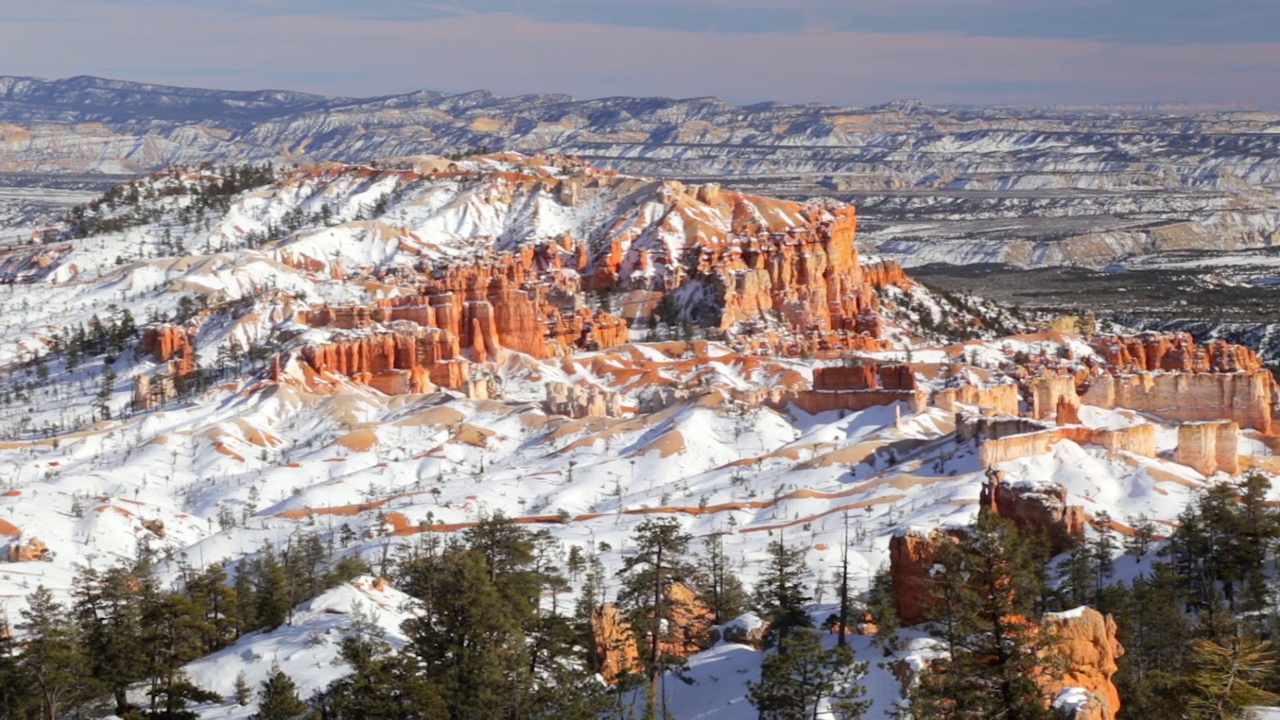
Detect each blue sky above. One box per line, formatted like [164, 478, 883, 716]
[2, 0, 1278, 106]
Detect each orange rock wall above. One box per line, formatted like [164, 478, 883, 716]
[1081, 371, 1275, 433]
[1175, 421, 1240, 476]
[793, 389, 928, 416]
[980, 476, 1085, 554]
[934, 383, 1021, 415]
[588, 582, 714, 683]
[1092, 332, 1263, 374]
[1030, 374, 1081, 421]
[889, 530, 952, 627]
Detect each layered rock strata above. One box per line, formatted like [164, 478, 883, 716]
[1081, 371, 1275, 434]
[1175, 421, 1241, 477]
[796, 363, 927, 415]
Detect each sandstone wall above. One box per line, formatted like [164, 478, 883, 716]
[980, 476, 1085, 554]
[587, 582, 714, 683]
[1081, 371, 1275, 434]
[933, 383, 1020, 415]
[888, 530, 952, 627]
[1030, 374, 1081, 421]
[1092, 332, 1263, 374]
[1175, 421, 1240, 476]
[545, 381, 626, 419]
[975, 424, 1155, 469]
[793, 389, 928, 416]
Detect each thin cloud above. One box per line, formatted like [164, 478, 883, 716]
[1, 5, 1277, 106]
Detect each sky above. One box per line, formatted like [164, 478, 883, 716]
[1, 0, 1278, 107]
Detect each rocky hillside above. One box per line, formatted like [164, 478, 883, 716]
[1, 155, 1279, 719]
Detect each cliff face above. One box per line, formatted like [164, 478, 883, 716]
[1030, 375, 1080, 421]
[1042, 608, 1125, 720]
[545, 381, 626, 419]
[798, 363, 926, 415]
[933, 383, 1020, 415]
[1082, 371, 1275, 434]
[141, 324, 196, 375]
[889, 529, 952, 627]
[980, 475, 1085, 555]
[1175, 421, 1241, 476]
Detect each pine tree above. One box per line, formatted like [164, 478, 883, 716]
[19, 585, 95, 720]
[234, 671, 254, 706]
[1089, 510, 1117, 595]
[754, 533, 812, 650]
[319, 613, 447, 720]
[0, 615, 25, 720]
[403, 546, 532, 719]
[253, 663, 308, 720]
[866, 564, 900, 655]
[695, 531, 748, 624]
[907, 512, 1056, 720]
[748, 627, 870, 720]
[1185, 632, 1280, 719]
[73, 563, 149, 715]
[1109, 563, 1194, 719]
[617, 517, 698, 719]
[1125, 514, 1158, 558]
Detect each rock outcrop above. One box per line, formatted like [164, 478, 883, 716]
[588, 604, 642, 684]
[587, 582, 715, 683]
[980, 474, 1086, 554]
[142, 324, 196, 375]
[1041, 608, 1125, 720]
[1092, 332, 1263, 374]
[1030, 374, 1081, 421]
[1081, 370, 1275, 434]
[797, 364, 927, 415]
[5, 536, 49, 562]
[1176, 421, 1241, 476]
[889, 529, 953, 626]
[934, 383, 1020, 416]
[545, 381, 626, 419]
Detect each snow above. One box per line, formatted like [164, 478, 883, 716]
[0, 158, 1275, 720]
[183, 577, 415, 718]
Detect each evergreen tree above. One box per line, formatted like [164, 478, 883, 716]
[252, 663, 307, 720]
[403, 545, 532, 719]
[73, 563, 149, 715]
[907, 513, 1056, 720]
[866, 564, 900, 655]
[0, 616, 24, 720]
[754, 533, 812, 650]
[617, 517, 699, 718]
[748, 627, 870, 720]
[1089, 510, 1117, 595]
[19, 585, 95, 720]
[1185, 632, 1280, 719]
[234, 671, 254, 706]
[695, 531, 748, 624]
[319, 613, 447, 720]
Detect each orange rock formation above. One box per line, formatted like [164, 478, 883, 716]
[588, 582, 715, 683]
[1175, 421, 1241, 476]
[1041, 608, 1125, 720]
[980, 474, 1085, 555]
[1082, 371, 1275, 434]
